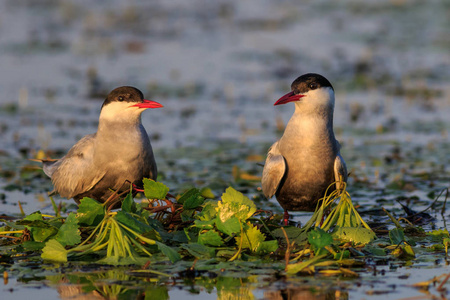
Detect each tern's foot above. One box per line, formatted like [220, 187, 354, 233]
[132, 183, 144, 193]
[283, 210, 289, 226]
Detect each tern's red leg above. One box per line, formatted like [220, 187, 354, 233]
[283, 210, 289, 226]
[132, 183, 144, 193]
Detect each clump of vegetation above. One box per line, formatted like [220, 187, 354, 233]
[303, 181, 376, 244]
[1, 180, 280, 265]
[0, 179, 448, 289]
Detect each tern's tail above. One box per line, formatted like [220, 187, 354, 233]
[30, 158, 59, 178]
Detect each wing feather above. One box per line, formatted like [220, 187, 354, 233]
[50, 134, 106, 199]
[262, 141, 286, 199]
[334, 152, 348, 190]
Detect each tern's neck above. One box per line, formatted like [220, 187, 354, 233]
[97, 113, 143, 136]
[283, 106, 335, 142]
[293, 103, 333, 127]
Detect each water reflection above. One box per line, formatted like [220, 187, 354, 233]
[265, 288, 347, 300]
[49, 269, 351, 300]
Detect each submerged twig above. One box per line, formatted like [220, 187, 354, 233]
[437, 273, 450, 292]
[104, 180, 133, 211]
[405, 188, 448, 220]
[382, 207, 403, 229]
[0, 234, 22, 242]
[18, 201, 25, 217]
[281, 227, 290, 271]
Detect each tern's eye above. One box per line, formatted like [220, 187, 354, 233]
[309, 82, 318, 90]
[118, 96, 124, 101]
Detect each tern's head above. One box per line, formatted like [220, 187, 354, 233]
[99, 86, 163, 123]
[274, 73, 335, 113]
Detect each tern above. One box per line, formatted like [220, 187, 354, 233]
[261, 73, 347, 225]
[40, 86, 163, 206]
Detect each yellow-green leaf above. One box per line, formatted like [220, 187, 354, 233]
[41, 239, 68, 263]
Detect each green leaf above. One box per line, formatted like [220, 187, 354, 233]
[23, 211, 43, 221]
[272, 227, 308, 245]
[180, 209, 196, 222]
[41, 239, 67, 263]
[217, 187, 256, 221]
[236, 223, 265, 252]
[18, 216, 59, 242]
[403, 244, 415, 258]
[389, 228, 405, 245]
[171, 230, 189, 243]
[198, 230, 223, 247]
[143, 179, 169, 199]
[392, 243, 415, 259]
[194, 219, 215, 230]
[55, 213, 81, 246]
[76, 197, 105, 226]
[181, 243, 215, 259]
[178, 188, 205, 209]
[33, 226, 59, 242]
[177, 188, 200, 204]
[200, 187, 215, 199]
[256, 240, 279, 254]
[184, 194, 205, 209]
[426, 229, 450, 242]
[286, 254, 326, 274]
[216, 216, 241, 236]
[155, 241, 181, 263]
[334, 249, 350, 260]
[333, 227, 376, 245]
[308, 228, 333, 250]
[196, 201, 218, 221]
[216, 249, 237, 258]
[115, 211, 154, 235]
[21, 241, 45, 251]
[121, 191, 136, 213]
[363, 245, 386, 256]
[17, 219, 52, 227]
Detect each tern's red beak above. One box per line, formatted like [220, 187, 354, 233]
[131, 99, 163, 109]
[274, 91, 305, 106]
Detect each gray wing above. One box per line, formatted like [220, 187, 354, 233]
[42, 159, 60, 177]
[49, 134, 106, 199]
[334, 152, 348, 190]
[261, 141, 286, 199]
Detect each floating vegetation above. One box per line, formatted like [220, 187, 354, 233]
[0, 178, 449, 298]
[0, 178, 447, 275]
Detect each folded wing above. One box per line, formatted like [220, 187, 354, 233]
[262, 141, 286, 199]
[333, 152, 348, 190]
[46, 134, 106, 199]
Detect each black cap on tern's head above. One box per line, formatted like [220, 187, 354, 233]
[101, 86, 163, 110]
[274, 73, 334, 106]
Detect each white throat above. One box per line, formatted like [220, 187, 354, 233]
[99, 102, 144, 126]
[294, 87, 335, 116]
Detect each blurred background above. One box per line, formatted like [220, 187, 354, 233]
[0, 0, 449, 215]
